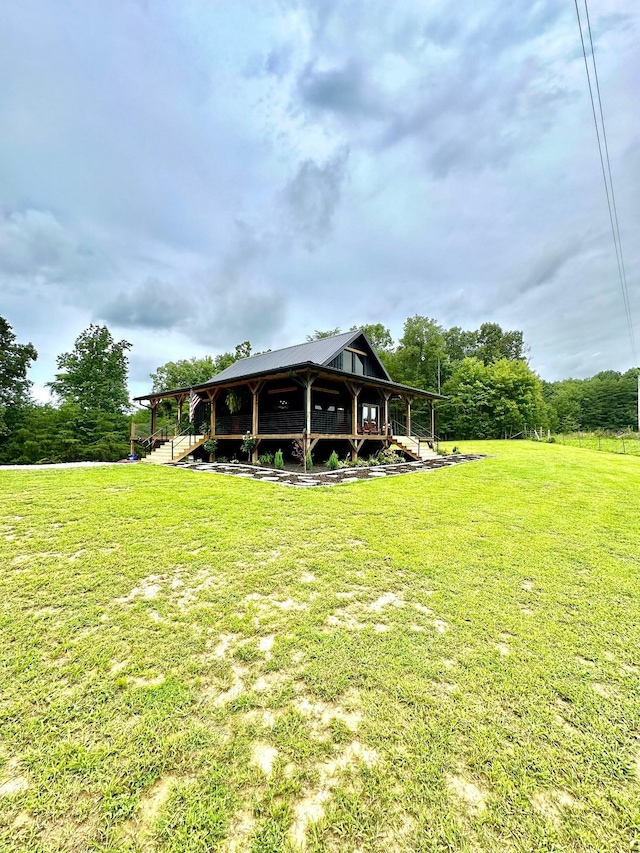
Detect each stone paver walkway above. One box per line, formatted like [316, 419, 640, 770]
[171, 454, 485, 487]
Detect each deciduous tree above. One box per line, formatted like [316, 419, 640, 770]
[48, 325, 131, 414]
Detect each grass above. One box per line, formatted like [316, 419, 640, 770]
[0, 441, 639, 852]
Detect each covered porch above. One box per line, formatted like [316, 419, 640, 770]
[134, 367, 439, 464]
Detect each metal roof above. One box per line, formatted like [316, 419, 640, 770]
[208, 330, 363, 383]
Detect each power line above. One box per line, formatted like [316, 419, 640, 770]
[573, 0, 637, 364]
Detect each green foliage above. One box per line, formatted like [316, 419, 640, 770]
[326, 450, 339, 470]
[0, 316, 38, 423]
[0, 317, 38, 443]
[47, 324, 131, 414]
[438, 357, 547, 439]
[305, 451, 313, 470]
[274, 449, 284, 470]
[151, 356, 217, 393]
[240, 432, 256, 460]
[203, 439, 218, 455]
[226, 389, 243, 414]
[258, 452, 274, 466]
[1, 403, 130, 463]
[544, 368, 639, 432]
[349, 323, 394, 353]
[306, 327, 342, 341]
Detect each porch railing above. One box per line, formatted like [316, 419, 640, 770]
[215, 414, 252, 435]
[311, 411, 352, 434]
[259, 411, 305, 434]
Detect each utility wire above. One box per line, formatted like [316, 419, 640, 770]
[573, 0, 637, 364]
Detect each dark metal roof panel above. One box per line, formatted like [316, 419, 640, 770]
[208, 330, 358, 382]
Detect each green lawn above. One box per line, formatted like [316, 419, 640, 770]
[1, 442, 639, 852]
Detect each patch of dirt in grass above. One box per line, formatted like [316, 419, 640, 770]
[442, 658, 457, 670]
[252, 670, 289, 693]
[495, 643, 510, 656]
[521, 580, 534, 591]
[434, 681, 458, 695]
[221, 809, 256, 853]
[213, 633, 237, 659]
[213, 666, 247, 705]
[251, 742, 279, 775]
[68, 549, 86, 562]
[123, 774, 193, 847]
[139, 775, 178, 824]
[368, 591, 405, 611]
[295, 691, 363, 735]
[531, 789, 575, 825]
[326, 610, 368, 631]
[131, 675, 165, 688]
[520, 606, 534, 616]
[576, 655, 596, 667]
[592, 681, 618, 698]
[446, 772, 487, 814]
[622, 664, 639, 675]
[0, 757, 29, 797]
[414, 602, 434, 615]
[31, 606, 61, 618]
[553, 712, 579, 735]
[301, 571, 316, 583]
[433, 618, 448, 633]
[114, 575, 164, 604]
[12, 552, 62, 566]
[244, 592, 309, 615]
[11, 810, 34, 830]
[410, 623, 425, 632]
[258, 634, 275, 659]
[110, 659, 128, 674]
[290, 741, 378, 848]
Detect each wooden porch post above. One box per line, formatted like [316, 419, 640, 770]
[347, 382, 362, 460]
[130, 421, 135, 456]
[150, 401, 157, 436]
[210, 393, 217, 436]
[304, 375, 316, 468]
[249, 381, 264, 463]
[430, 399, 435, 441]
[382, 391, 391, 437]
[405, 396, 412, 437]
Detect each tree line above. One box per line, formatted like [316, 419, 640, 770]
[0, 315, 638, 463]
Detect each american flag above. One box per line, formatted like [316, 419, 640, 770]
[189, 388, 202, 422]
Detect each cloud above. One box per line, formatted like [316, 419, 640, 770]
[297, 59, 376, 116]
[0, 208, 99, 281]
[99, 278, 193, 330]
[282, 148, 350, 249]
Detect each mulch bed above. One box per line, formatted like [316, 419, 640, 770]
[171, 454, 486, 487]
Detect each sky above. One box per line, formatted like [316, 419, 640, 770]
[1, 0, 639, 402]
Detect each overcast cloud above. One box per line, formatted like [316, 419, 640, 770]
[0, 0, 638, 401]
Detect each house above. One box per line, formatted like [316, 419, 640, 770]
[133, 329, 443, 464]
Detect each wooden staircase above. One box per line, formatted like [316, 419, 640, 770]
[142, 435, 207, 465]
[391, 434, 439, 461]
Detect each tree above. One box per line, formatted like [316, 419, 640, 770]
[306, 328, 342, 341]
[48, 325, 131, 414]
[350, 323, 394, 353]
[438, 358, 547, 439]
[0, 317, 38, 435]
[393, 315, 445, 392]
[472, 323, 527, 365]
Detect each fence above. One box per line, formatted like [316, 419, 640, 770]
[529, 430, 640, 456]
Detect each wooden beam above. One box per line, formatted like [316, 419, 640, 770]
[266, 386, 297, 394]
[344, 346, 367, 356]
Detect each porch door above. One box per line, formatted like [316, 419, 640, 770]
[362, 404, 379, 429]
